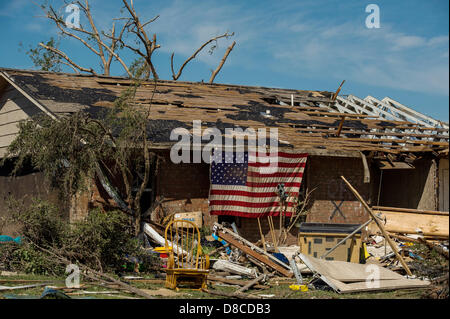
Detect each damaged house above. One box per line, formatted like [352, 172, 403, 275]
[0, 68, 448, 245]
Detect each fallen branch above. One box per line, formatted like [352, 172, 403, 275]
[31, 242, 155, 299]
[202, 288, 263, 299]
[234, 274, 266, 295]
[208, 275, 269, 289]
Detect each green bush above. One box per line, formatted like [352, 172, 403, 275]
[0, 199, 148, 275]
[66, 209, 141, 273]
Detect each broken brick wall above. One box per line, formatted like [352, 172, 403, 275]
[305, 155, 373, 225]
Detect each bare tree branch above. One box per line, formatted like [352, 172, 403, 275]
[41, 2, 131, 77]
[121, 0, 160, 79]
[171, 32, 234, 80]
[209, 40, 236, 83]
[77, 0, 108, 74]
[39, 42, 97, 75]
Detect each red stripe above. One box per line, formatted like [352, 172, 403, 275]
[249, 152, 308, 158]
[246, 182, 302, 188]
[210, 210, 293, 218]
[210, 200, 295, 208]
[247, 171, 304, 178]
[210, 190, 299, 198]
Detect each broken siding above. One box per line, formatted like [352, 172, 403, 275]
[0, 85, 41, 157]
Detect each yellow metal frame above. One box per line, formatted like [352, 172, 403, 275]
[164, 219, 210, 290]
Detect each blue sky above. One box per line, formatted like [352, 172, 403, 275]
[0, 0, 448, 121]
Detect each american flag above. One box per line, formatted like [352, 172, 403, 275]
[209, 150, 308, 218]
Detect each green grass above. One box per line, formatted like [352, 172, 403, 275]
[0, 272, 430, 299]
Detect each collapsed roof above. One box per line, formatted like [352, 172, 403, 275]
[0, 68, 448, 158]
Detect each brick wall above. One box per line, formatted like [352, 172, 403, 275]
[237, 216, 299, 246]
[154, 150, 217, 227]
[306, 156, 372, 225]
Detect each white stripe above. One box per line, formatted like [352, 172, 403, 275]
[210, 205, 296, 214]
[248, 167, 305, 174]
[210, 184, 301, 193]
[209, 194, 298, 203]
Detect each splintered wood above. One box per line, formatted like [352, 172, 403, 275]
[214, 223, 293, 278]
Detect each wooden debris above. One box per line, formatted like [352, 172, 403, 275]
[202, 288, 263, 299]
[214, 223, 293, 277]
[234, 274, 266, 295]
[31, 243, 156, 299]
[216, 231, 292, 278]
[207, 275, 269, 289]
[206, 243, 230, 257]
[212, 259, 258, 278]
[418, 237, 449, 259]
[0, 283, 50, 292]
[257, 218, 267, 253]
[340, 176, 413, 276]
[369, 208, 449, 238]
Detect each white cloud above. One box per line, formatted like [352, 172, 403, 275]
[12, 0, 447, 97]
[391, 35, 426, 50]
[267, 19, 449, 96]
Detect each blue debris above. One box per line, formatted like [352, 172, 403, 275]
[272, 252, 290, 265]
[212, 233, 232, 255]
[0, 235, 22, 244]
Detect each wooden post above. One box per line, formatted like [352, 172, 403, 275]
[257, 218, 267, 253]
[268, 216, 278, 250]
[335, 116, 346, 137]
[340, 176, 413, 276]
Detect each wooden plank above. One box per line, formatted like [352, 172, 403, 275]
[217, 231, 293, 278]
[372, 206, 449, 215]
[368, 210, 449, 237]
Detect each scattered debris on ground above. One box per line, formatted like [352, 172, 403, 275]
[1, 182, 448, 299]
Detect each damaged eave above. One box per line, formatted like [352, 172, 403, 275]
[0, 70, 58, 120]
